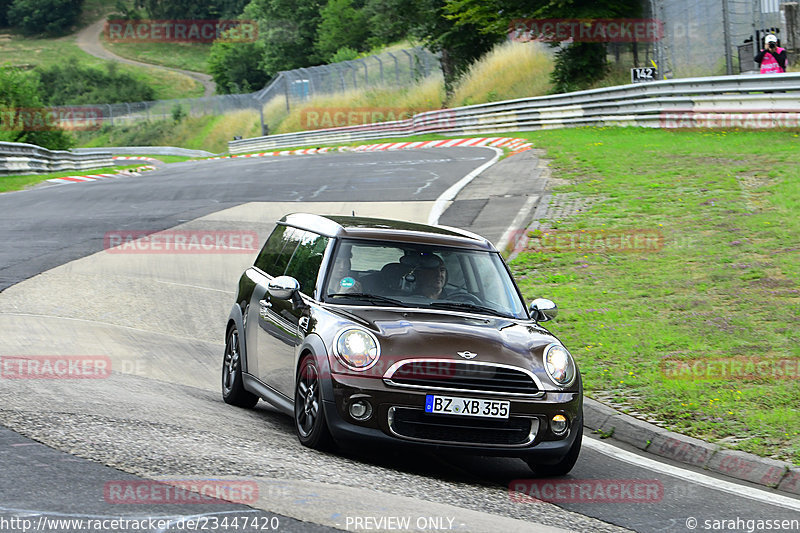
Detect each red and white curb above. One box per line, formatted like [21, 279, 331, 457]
[206, 147, 334, 159]
[112, 156, 160, 163]
[46, 165, 156, 185]
[351, 137, 533, 153]
[218, 137, 534, 160]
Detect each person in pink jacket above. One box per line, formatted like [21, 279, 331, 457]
[755, 34, 787, 74]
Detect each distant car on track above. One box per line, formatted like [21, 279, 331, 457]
[222, 213, 583, 475]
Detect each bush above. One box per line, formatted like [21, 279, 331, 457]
[0, 67, 74, 149]
[36, 59, 156, 105]
[550, 43, 608, 93]
[207, 36, 270, 94]
[7, 0, 84, 36]
[315, 0, 370, 61]
[329, 46, 359, 63]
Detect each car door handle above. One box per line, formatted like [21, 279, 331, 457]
[259, 299, 272, 308]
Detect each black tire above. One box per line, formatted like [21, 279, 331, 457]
[222, 326, 259, 408]
[294, 354, 335, 450]
[525, 424, 582, 477]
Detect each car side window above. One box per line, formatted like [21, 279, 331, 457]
[284, 230, 329, 297]
[254, 225, 300, 276]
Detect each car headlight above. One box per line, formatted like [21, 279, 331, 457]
[334, 328, 380, 371]
[543, 343, 576, 386]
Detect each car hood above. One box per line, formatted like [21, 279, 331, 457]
[320, 306, 561, 376]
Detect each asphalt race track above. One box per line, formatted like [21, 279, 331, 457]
[0, 148, 798, 533]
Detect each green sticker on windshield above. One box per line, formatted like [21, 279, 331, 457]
[340, 277, 355, 288]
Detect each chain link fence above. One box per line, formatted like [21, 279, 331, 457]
[254, 47, 439, 111]
[52, 47, 439, 129]
[648, 0, 785, 77]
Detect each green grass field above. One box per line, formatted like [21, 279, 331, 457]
[507, 127, 799, 464]
[100, 39, 212, 74]
[0, 164, 145, 193]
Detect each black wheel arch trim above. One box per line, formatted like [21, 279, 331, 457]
[296, 333, 334, 404]
[227, 304, 250, 374]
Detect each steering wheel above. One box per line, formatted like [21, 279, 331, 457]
[445, 289, 483, 305]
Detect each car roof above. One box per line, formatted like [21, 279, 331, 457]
[278, 213, 496, 251]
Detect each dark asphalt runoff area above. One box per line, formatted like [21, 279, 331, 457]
[0, 148, 798, 532]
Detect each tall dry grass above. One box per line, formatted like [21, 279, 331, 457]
[450, 41, 554, 106]
[272, 76, 445, 134]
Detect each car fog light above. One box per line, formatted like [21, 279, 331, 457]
[551, 414, 568, 435]
[349, 400, 373, 421]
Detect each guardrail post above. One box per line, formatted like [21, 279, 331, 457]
[356, 58, 368, 85]
[375, 56, 384, 83]
[401, 49, 414, 79]
[387, 52, 400, 85]
[283, 74, 290, 112]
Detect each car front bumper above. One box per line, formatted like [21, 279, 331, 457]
[324, 373, 582, 461]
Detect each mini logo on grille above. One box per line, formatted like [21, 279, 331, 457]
[457, 351, 478, 360]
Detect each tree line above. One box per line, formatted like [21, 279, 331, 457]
[208, 0, 642, 96]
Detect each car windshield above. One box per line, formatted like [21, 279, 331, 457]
[323, 239, 527, 319]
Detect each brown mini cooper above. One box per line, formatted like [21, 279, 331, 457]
[222, 213, 582, 475]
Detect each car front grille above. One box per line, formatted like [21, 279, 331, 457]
[383, 359, 542, 397]
[388, 407, 538, 447]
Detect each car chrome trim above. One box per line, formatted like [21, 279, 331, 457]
[542, 343, 577, 388]
[321, 303, 524, 321]
[383, 358, 546, 398]
[387, 406, 540, 448]
[333, 327, 381, 371]
[242, 373, 294, 416]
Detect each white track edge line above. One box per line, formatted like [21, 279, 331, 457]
[427, 147, 503, 226]
[582, 438, 800, 512]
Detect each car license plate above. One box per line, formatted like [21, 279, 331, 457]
[424, 395, 510, 419]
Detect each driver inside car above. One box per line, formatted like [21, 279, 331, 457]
[412, 253, 448, 299]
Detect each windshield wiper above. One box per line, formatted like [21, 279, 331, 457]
[326, 293, 405, 306]
[428, 301, 512, 318]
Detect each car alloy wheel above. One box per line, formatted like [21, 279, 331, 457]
[294, 354, 334, 450]
[222, 326, 258, 408]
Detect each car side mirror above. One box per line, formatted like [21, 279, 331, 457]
[268, 276, 300, 299]
[529, 298, 558, 322]
[268, 276, 308, 311]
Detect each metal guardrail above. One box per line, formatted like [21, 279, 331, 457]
[0, 141, 113, 176]
[73, 146, 215, 157]
[228, 73, 800, 154]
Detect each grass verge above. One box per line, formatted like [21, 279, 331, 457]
[0, 36, 202, 100]
[100, 38, 212, 74]
[75, 111, 261, 153]
[507, 127, 799, 465]
[0, 164, 143, 193]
